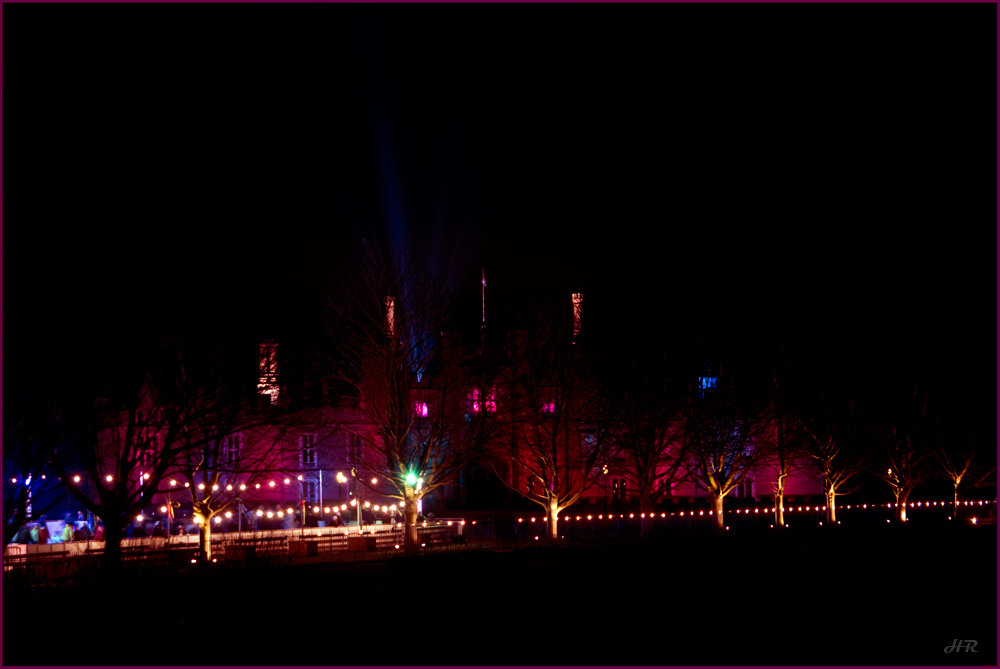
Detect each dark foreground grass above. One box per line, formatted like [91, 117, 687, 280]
[4, 521, 995, 666]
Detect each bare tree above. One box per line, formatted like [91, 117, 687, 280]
[329, 244, 495, 554]
[172, 403, 294, 562]
[604, 333, 687, 539]
[797, 394, 867, 524]
[877, 381, 938, 522]
[49, 333, 266, 572]
[493, 310, 609, 541]
[3, 383, 70, 546]
[682, 378, 766, 531]
[758, 372, 813, 527]
[935, 428, 995, 519]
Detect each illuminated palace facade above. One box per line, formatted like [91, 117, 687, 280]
[148, 292, 823, 526]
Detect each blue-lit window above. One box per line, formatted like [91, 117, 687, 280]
[698, 376, 717, 398]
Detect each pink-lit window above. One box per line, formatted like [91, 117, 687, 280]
[542, 402, 556, 414]
[472, 388, 497, 414]
[415, 402, 428, 417]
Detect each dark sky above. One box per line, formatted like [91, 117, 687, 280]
[3, 4, 993, 426]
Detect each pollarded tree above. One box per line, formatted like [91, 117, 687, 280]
[877, 381, 938, 522]
[171, 397, 296, 563]
[758, 371, 813, 528]
[935, 428, 995, 519]
[604, 328, 687, 539]
[330, 244, 498, 554]
[797, 393, 868, 525]
[682, 376, 767, 532]
[494, 303, 610, 541]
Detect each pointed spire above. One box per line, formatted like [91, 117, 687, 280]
[481, 267, 487, 328]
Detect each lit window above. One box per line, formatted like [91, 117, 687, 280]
[541, 402, 556, 414]
[471, 388, 495, 414]
[415, 402, 428, 417]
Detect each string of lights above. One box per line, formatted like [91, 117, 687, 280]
[516, 500, 996, 524]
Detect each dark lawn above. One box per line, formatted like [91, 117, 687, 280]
[4, 522, 995, 666]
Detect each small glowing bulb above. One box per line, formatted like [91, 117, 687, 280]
[297, 475, 304, 481]
[226, 484, 233, 491]
[225, 511, 232, 518]
[106, 475, 113, 482]
[198, 483, 205, 490]
[212, 485, 219, 491]
[136, 515, 143, 522]
[170, 479, 177, 486]
[73, 475, 81, 483]
[257, 510, 264, 517]
[266, 511, 274, 518]
[277, 511, 284, 518]
[268, 481, 275, 487]
[324, 507, 331, 513]
[214, 517, 221, 524]
[160, 506, 168, 513]
[284, 478, 290, 484]
[255, 483, 261, 489]
[313, 506, 320, 513]
[287, 508, 294, 514]
[143, 473, 150, 480]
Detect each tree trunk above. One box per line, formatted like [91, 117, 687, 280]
[953, 484, 960, 519]
[826, 487, 837, 523]
[774, 485, 785, 527]
[102, 518, 123, 574]
[548, 498, 560, 541]
[404, 497, 419, 555]
[711, 494, 724, 531]
[199, 520, 213, 562]
[897, 489, 911, 522]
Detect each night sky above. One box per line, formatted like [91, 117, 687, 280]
[3, 4, 993, 432]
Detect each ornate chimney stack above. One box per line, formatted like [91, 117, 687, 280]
[571, 292, 583, 344]
[385, 296, 395, 338]
[258, 340, 279, 405]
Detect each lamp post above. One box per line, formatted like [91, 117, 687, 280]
[602, 465, 609, 516]
[337, 471, 347, 504]
[352, 467, 362, 532]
